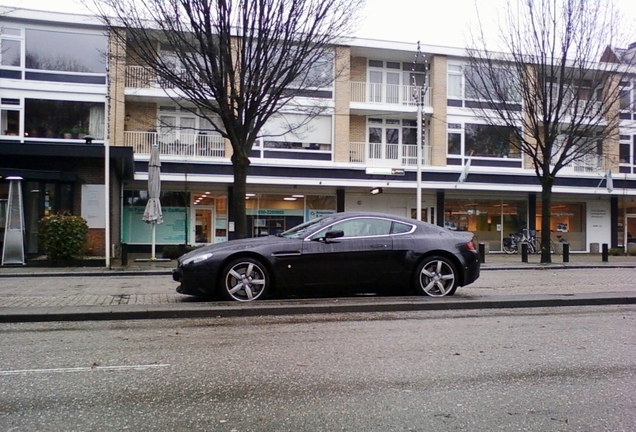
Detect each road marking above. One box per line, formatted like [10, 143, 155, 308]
[0, 364, 170, 376]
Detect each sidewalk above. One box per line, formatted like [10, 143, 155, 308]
[1, 253, 635, 323]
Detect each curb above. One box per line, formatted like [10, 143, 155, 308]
[0, 270, 173, 278]
[1, 292, 635, 323]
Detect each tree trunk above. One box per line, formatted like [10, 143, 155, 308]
[540, 181, 553, 264]
[231, 152, 250, 239]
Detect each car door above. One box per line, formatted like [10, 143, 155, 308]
[298, 217, 397, 292]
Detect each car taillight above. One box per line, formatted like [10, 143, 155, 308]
[466, 240, 476, 252]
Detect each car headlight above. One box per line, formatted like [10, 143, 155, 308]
[181, 252, 214, 266]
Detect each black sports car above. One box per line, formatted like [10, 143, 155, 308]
[172, 212, 480, 301]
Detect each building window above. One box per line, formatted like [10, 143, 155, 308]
[446, 123, 521, 159]
[1, 98, 21, 136]
[447, 64, 463, 99]
[0, 26, 22, 67]
[368, 59, 428, 105]
[367, 118, 420, 162]
[261, 114, 332, 151]
[24, 99, 105, 139]
[291, 54, 334, 90]
[25, 28, 106, 73]
[465, 124, 521, 159]
[465, 64, 520, 102]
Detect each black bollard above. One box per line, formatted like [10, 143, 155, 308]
[562, 243, 569, 263]
[602, 243, 608, 262]
[478, 243, 486, 263]
[521, 242, 528, 263]
[121, 243, 128, 266]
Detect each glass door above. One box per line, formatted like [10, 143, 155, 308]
[625, 215, 636, 246]
[194, 206, 215, 244]
[369, 70, 383, 103]
[386, 71, 400, 104]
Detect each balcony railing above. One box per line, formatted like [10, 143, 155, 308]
[349, 142, 431, 166]
[126, 66, 198, 89]
[124, 131, 225, 158]
[571, 153, 605, 173]
[350, 82, 432, 107]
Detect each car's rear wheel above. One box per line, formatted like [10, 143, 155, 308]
[413, 256, 458, 297]
[221, 258, 269, 302]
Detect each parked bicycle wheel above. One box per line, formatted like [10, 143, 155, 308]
[502, 237, 516, 254]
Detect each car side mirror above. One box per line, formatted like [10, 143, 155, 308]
[324, 230, 344, 241]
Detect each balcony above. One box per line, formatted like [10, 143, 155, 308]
[571, 153, 604, 173]
[350, 82, 432, 107]
[124, 131, 225, 158]
[349, 142, 431, 167]
[125, 66, 197, 89]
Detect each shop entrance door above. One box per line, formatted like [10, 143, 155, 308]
[625, 215, 636, 246]
[193, 206, 215, 244]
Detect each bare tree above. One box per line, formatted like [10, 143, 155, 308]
[464, 0, 635, 263]
[87, 0, 362, 239]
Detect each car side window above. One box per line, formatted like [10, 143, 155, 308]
[313, 218, 392, 238]
[391, 221, 413, 234]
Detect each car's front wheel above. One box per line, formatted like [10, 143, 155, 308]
[413, 256, 458, 297]
[221, 258, 269, 301]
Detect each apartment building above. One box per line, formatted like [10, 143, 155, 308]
[0, 9, 133, 258]
[2, 8, 636, 261]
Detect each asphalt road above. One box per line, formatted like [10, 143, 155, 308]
[1, 306, 634, 431]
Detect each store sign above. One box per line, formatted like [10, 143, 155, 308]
[247, 209, 304, 216]
[306, 209, 336, 220]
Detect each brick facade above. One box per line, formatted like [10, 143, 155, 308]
[333, 46, 351, 163]
[429, 55, 448, 167]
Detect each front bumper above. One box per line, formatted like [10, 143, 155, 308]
[172, 266, 217, 297]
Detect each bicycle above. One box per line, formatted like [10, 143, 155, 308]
[502, 229, 538, 254]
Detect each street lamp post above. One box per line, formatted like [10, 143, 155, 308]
[412, 42, 428, 221]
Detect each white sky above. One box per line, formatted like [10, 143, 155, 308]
[2, 0, 635, 49]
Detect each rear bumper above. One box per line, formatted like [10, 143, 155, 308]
[463, 255, 481, 286]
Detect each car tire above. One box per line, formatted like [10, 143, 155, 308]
[220, 258, 269, 302]
[413, 256, 458, 297]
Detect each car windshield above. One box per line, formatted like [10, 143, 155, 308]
[278, 215, 337, 239]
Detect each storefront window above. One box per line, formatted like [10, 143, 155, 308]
[617, 199, 636, 247]
[445, 199, 528, 252]
[245, 193, 336, 237]
[122, 190, 189, 244]
[536, 202, 586, 251]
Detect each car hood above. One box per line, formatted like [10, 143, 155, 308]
[179, 236, 294, 262]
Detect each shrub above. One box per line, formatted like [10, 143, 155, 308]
[39, 214, 88, 261]
[162, 244, 200, 259]
[608, 247, 624, 256]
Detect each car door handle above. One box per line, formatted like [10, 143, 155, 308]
[369, 244, 389, 249]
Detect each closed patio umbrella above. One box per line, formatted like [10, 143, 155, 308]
[142, 144, 163, 260]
